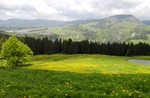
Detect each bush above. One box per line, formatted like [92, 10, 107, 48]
[1, 36, 33, 67]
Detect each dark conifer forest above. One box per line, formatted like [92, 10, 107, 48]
[21, 37, 150, 56]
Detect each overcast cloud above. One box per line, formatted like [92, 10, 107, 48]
[0, 0, 150, 21]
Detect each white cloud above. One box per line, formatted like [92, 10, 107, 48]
[0, 0, 150, 20]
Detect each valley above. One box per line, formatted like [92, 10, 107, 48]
[1, 14, 150, 43]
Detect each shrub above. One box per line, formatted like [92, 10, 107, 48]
[1, 36, 33, 67]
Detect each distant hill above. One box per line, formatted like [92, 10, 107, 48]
[26, 14, 145, 42]
[1, 14, 150, 43]
[143, 21, 150, 25]
[104, 14, 139, 22]
[0, 19, 66, 30]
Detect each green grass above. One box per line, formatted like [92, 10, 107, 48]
[29, 54, 150, 74]
[0, 54, 150, 98]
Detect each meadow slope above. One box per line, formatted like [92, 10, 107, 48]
[0, 54, 150, 98]
[29, 54, 150, 74]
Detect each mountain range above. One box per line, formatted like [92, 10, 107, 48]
[0, 14, 150, 43]
[143, 21, 150, 25]
[0, 19, 66, 30]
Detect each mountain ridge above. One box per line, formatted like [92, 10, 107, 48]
[1, 14, 150, 43]
[0, 14, 142, 28]
[143, 20, 150, 25]
[25, 14, 145, 42]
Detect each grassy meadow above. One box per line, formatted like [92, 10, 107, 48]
[0, 54, 150, 98]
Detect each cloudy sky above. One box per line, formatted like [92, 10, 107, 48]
[0, 0, 150, 21]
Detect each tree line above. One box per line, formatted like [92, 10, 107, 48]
[20, 37, 150, 56]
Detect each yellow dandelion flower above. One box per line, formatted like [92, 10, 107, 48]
[122, 90, 126, 92]
[138, 95, 141, 97]
[112, 91, 115, 93]
[128, 93, 132, 96]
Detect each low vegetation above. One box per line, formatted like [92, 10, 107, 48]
[0, 54, 150, 98]
[1, 36, 33, 67]
[30, 54, 150, 74]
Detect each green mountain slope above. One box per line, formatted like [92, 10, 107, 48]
[27, 14, 144, 42]
[129, 25, 150, 43]
[2, 14, 150, 43]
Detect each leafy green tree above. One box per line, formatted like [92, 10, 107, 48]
[1, 36, 33, 67]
